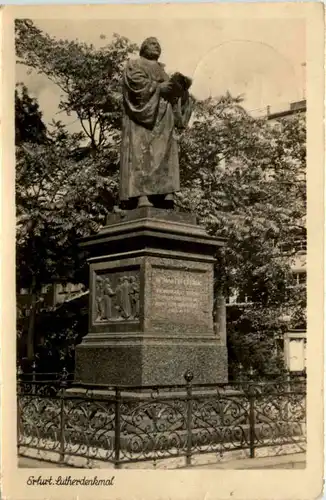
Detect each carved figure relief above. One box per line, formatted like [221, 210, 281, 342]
[129, 276, 140, 318]
[95, 273, 140, 322]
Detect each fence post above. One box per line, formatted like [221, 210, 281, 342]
[286, 371, 291, 392]
[32, 360, 36, 395]
[17, 365, 22, 452]
[114, 387, 121, 469]
[59, 367, 68, 465]
[285, 371, 291, 422]
[238, 363, 243, 389]
[184, 370, 194, 467]
[248, 384, 256, 459]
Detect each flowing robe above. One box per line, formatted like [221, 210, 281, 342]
[120, 57, 193, 201]
[102, 279, 115, 319]
[115, 279, 132, 319]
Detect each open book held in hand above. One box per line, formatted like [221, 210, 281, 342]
[167, 72, 192, 99]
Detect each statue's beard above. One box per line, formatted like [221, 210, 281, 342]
[141, 48, 161, 61]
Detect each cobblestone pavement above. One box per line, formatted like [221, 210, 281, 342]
[18, 453, 305, 470]
[185, 453, 306, 469]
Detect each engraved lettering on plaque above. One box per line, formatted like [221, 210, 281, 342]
[94, 271, 140, 322]
[151, 268, 208, 324]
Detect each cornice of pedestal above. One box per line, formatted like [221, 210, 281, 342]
[78, 209, 226, 259]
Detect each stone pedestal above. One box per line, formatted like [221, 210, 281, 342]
[74, 208, 228, 385]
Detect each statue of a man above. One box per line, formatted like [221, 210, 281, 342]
[120, 37, 193, 209]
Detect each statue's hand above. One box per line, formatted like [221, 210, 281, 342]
[159, 81, 174, 97]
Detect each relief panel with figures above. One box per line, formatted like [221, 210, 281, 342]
[94, 270, 140, 323]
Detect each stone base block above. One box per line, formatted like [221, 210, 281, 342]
[74, 340, 228, 386]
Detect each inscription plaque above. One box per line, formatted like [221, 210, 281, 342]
[151, 267, 210, 326]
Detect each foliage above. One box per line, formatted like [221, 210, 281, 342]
[16, 118, 118, 360]
[16, 21, 306, 376]
[177, 96, 306, 377]
[15, 83, 47, 145]
[16, 121, 116, 283]
[15, 19, 137, 150]
[15, 20, 137, 362]
[34, 294, 89, 373]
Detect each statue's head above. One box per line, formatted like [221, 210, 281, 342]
[139, 37, 161, 61]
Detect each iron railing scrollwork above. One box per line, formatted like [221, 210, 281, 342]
[17, 368, 306, 468]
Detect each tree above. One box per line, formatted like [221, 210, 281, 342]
[15, 19, 137, 152]
[15, 20, 137, 362]
[15, 84, 49, 362]
[16, 120, 117, 360]
[32, 293, 89, 374]
[177, 96, 306, 378]
[15, 83, 47, 145]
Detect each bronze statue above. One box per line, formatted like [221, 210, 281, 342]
[120, 37, 193, 209]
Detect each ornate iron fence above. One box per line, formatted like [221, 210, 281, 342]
[17, 369, 306, 468]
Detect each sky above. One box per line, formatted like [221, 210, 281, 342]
[16, 18, 306, 132]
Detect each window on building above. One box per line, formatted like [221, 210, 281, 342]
[226, 289, 251, 305]
[292, 272, 306, 286]
[22, 306, 30, 317]
[294, 239, 307, 253]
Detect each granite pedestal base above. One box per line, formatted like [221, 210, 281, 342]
[75, 339, 228, 386]
[74, 207, 228, 385]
